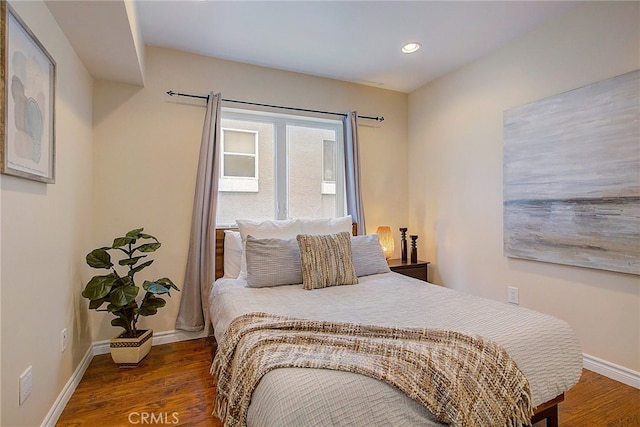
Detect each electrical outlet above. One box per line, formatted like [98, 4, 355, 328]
[508, 286, 519, 305]
[61, 328, 68, 353]
[19, 366, 33, 405]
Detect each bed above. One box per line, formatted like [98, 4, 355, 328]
[209, 219, 582, 427]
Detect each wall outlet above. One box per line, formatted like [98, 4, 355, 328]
[61, 328, 68, 353]
[19, 366, 33, 405]
[508, 286, 519, 304]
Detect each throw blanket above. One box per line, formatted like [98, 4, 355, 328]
[211, 312, 534, 427]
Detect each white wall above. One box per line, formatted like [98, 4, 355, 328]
[0, 1, 94, 426]
[408, 1, 640, 372]
[91, 46, 409, 342]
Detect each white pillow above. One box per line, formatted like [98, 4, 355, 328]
[298, 215, 353, 235]
[351, 234, 391, 277]
[236, 218, 302, 279]
[223, 230, 242, 279]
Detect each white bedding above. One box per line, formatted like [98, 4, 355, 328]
[210, 272, 582, 426]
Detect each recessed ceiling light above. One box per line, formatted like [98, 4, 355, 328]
[401, 42, 421, 54]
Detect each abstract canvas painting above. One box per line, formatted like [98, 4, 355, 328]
[503, 70, 639, 275]
[1, 4, 56, 183]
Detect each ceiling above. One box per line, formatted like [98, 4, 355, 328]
[47, 1, 581, 93]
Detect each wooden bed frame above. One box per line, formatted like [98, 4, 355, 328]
[213, 227, 564, 426]
[214, 228, 231, 280]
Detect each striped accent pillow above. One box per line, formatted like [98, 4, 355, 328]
[296, 232, 358, 290]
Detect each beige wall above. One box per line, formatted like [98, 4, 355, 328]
[408, 1, 640, 371]
[91, 46, 409, 342]
[4, 3, 637, 425]
[0, 1, 94, 426]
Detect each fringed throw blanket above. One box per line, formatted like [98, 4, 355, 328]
[211, 312, 534, 427]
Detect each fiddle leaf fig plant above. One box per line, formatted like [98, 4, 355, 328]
[82, 228, 179, 338]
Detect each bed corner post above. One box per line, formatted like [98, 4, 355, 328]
[530, 394, 563, 427]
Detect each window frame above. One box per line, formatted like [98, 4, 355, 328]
[219, 107, 345, 222]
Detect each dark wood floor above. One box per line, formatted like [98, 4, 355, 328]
[56, 338, 640, 427]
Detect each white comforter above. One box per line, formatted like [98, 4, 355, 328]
[210, 272, 582, 427]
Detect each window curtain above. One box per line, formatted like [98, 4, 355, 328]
[176, 92, 222, 332]
[343, 111, 366, 235]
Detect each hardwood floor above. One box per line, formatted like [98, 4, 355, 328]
[57, 338, 640, 427]
[56, 338, 220, 427]
[551, 369, 640, 427]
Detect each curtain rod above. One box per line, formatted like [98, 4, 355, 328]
[166, 90, 384, 122]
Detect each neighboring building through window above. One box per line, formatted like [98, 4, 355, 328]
[216, 108, 346, 226]
[321, 139, 336, 195]
[219, 128, 258, 192]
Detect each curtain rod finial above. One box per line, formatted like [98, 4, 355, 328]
[167, 90, 176, 96]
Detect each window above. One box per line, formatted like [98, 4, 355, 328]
[219, 129, 258, 192]
[216, 108, 345, 226]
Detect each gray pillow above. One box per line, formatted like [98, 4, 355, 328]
[351, 234, 391, 277]
[245, 235, 303, 288]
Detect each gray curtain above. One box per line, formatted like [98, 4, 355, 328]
[176, 92, 222, 332]
[343, 111, 366, 235]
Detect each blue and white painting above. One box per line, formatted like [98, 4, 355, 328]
[503, 70, 639, 275]
[3, 5, 55, 183]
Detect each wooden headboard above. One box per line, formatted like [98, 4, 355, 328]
[215, 223, 358, 280]
[215, 228, 229, 280]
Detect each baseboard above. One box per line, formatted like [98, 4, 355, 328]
[583, 353, 640, 389]
[92, 329, 208, 355]
[40, 345, 94, 427]
[42, 329, 207, 427]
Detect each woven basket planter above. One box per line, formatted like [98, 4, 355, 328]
[110, 329, 153, 368]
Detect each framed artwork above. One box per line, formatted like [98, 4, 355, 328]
[504, 70, 639, 275]
[0, 3, 56, 183]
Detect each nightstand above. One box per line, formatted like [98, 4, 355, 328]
[387, 259, 430, 282]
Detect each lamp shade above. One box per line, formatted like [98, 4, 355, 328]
[376, 226, 394, 259]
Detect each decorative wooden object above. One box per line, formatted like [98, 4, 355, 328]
[400, 227, 408, 262]
[410, 235, 418, 263]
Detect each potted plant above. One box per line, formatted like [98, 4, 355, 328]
[81, 228, 179, 367]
